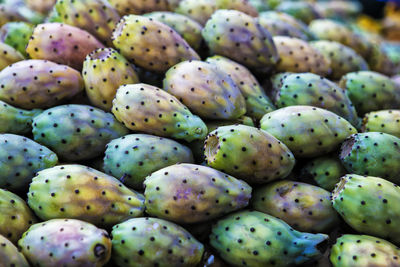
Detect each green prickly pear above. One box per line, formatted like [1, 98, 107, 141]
[362, 110, 400, 138]
[175, 0, 217, 25]
[257, 16, 308, 40]
[109, 0, 169, 16]
[0, 22, 33, 57]
[215, 0, 258, 17]
[0, 234, 29, 267]
[275, 1, 321, 24]
[0, 101, 41, 135]
[0, 42, 24, 70]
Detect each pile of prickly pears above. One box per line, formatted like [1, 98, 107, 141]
[0, 0, 400, 266]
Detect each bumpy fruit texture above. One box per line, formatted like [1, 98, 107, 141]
[103, 134, 194, 189]
[275, 1, 321, 24]
[0, 42, 23, 70]
[32, 104, 128, 161]
[252, 181, 339, 233]
[339, 71, 400, 115]
[26, 0, 56, 14]
[0, 59, 84, 109]
[19, 219, 111, 267]
[0, 101, 41, 135]
[330, 234, 400, 267]
[26, 23, 105, 70]
[340, 132, 400, 183]
[144, 163, 252, 224]
[112, 15, 200, 73]
[257, 16, 308, 40]
[273, 72, 359, 127]
[368, 43, 400, 77]
[215, 0, 258, 17]
[0, 234, 29, 267]
[310, 40, 369, 80]
[110, 0, 169, 16]
[111, 217, 204, 267]
[0, 189, 37, 244]
[204, 125, 295, 184]
[332, 174, 400, 244]
[362, 110, 400, 138]
[260, 106, 357, 158]
[55, 0, 120, 46]
[163, 60, 246, 120]
[202, 9, 279, 70]
[143, 11, 203, 50]
[206, 56, 275, 120]
[210, 210, 329, 267]
[175, 0, 217, 25]
[0, 22, 33, 57]
[83, 48, 139, 111]
[0, 134, 58, 191]
[27, 165, 145, 227]
[112, 84, 207, 142]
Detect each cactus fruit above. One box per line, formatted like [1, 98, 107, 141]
[215, 0, 258, 17]
[273, 36, 331, 77]
[112, 14, 200, 73]
[362, 110, 400, 138]
[26, 23, 105, 70]
[163, 60, 246, 120]
[202, 9, 279, 70]
[260, 106, 357, 158]
[103, 134, 194, 189]
[339, 71, 400, 115]
[330, 234, 400, 267]
[332, 174, 400, 244]
[0, 134, 58, 191]
[252, 181, 339, 233]
[257, 16, 308, 40]
[0, 101, 41, 135]
[109, 0, 169, 16]
[0, 22, 33, 57]
[0, 59, 84, 109]
[0, 42, 23, 70]
[144, 163, 252, 224]
[26, 0, 56, 15]
[82, 48, 139, 111]
[0, 1, 44, 27]
[32, 104, 128, 161]
[368, 43, 400, 77]
[18, 219, 112, 267]
[210, 210, 329, 267]
[111, 217, 204, 267]
[175, 0, 217, 25]
[0, 234, 29, 267]
[112, 83, 207, 142]
[275, 1, 321, 24]
[27, 164, 145, 227]
[204, 125, 295, 184]
[340, 132, 400, 183]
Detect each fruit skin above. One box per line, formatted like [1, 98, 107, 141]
[109, 0, 169, 16]
[257, 16, 308, 40]
[0, 134, 58, 191]
[32, 104, 129, 161]
[0, 101, 41, 135]
[103, 134, 194, 189]
[0, 0, 45, 27]
[112, 83, 207, 142]
[26, 23, 105, 70]
[204, 125, 295, 184]
[275, 1, 321, 24]
[260, 106, 357, 158]
[18, 219, 112, 267]
[0, 21, 33, 57]
[332, 174, 400, 245]
[0, 41, 24, 70]
[82, 48, 139, 111]
[202, 9, 278, 70]
[144, 163, 252, 224]
[210, 210, 329, 267]
[330, 234, 400, 267]
[26, 0, 56, 15]
[163, 60, 246, 120]
[175, 0, 217, 25]
[0, 59, 84, 109]
[215, 0, 258, 17]
[27, 164, 145, 227]
[112, 14, 200, 73]
[340, 132, 400, 184]
[0, 234, 29, 267]
[206, 55, 275, 120]
[339, 71, 400, 116]
[111, 217, 204, 267]
[252, 181, 339, 233]
[0, 188, 37, 244]
[362, 110, 400, 138]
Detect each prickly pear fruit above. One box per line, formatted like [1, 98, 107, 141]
[163, 60, 246, 120]
[332, 174, 400, 245]
[0, 189, 37, 244]
[0, 234, 29, 267]
[339, 71, 400, 115]
[215, 0, 258, 17]
[112, 14, 200, 73]
[257, 16, 308, 40]
[252, 181, 339, 232]
[0, 101, 41, 135]
[0, 22, 33, 57]
[330, 234, 400, 267]
[368, 43, 399, 77]
[362, 110, 400, 138]
[18, 219, 112, 267]
[111, 217, 204, 267]
[0, 0, 44, 26]
[26, 23, 105, 70]
[202, 9, 279, 70]
[109, 0, 169, 16]
[26, 0, 56, 15]
[210, 210, 329, 267]
[260, 106, 357, 158]
[0, 42, 23, 70]
[27, 164, 145, 227]
[0, 59, 84, 109]
[104, 134, 194, 189]
[144, 163, 252, 224]
[175, 0, 217, 25]
[32, 104, 128, 161]
[204, 125, 295, 184]
[112, 83, 207, 142]
[82, 48, 139, 111]
[276, 2, 321, 24]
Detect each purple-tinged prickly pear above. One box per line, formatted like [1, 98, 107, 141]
[0, 234, 29, 266]
[110, 0, 169, 16]
[362, 110, 400, 138]
[175, 0, 217, 25]
[0, 42, 24, 70]
[0, 101, 41, 135]
[26, 0, 56, 15]
[0, 22, 33, 57]
[257, 16, 308, 40]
